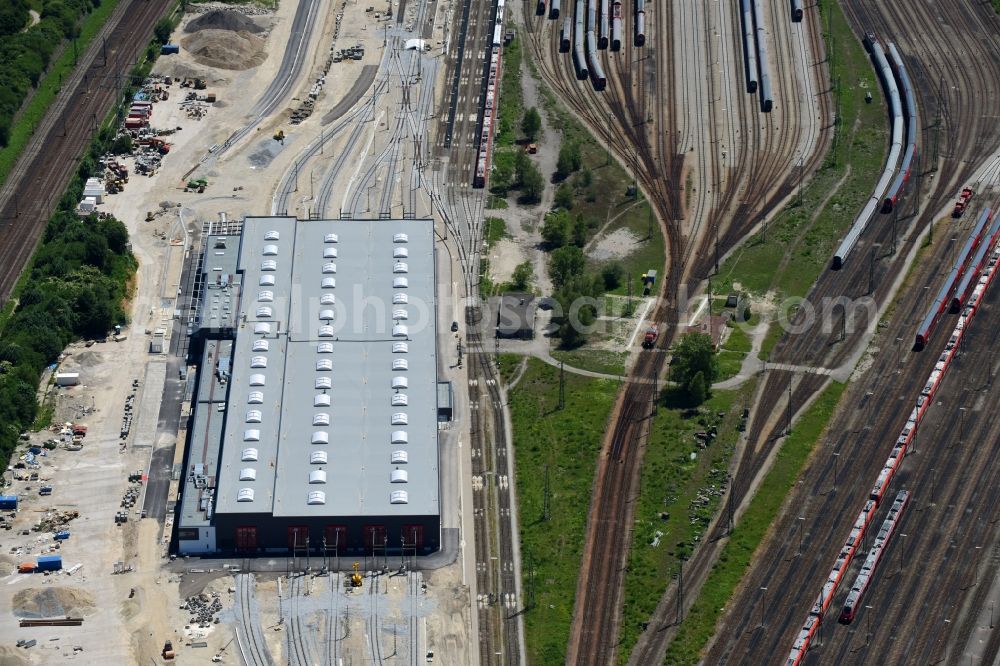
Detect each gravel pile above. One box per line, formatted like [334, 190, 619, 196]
[187, 3, 273, 17]
[185, 9, 265, 33]
[181, 29, 268, 71]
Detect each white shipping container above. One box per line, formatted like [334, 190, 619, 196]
[55, 373, 80, 386]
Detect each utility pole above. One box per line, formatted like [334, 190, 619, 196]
[558, 362, 565, 410]
[727, 474, 735, 534]
[676, 560, 684, 622]
[759, 586, 767, 628]
[786, 375, 793, 435]
[869, 245, 877, 295]
[543, 466, 551, 521]
[626, 271, 632, 315]
[892, 205, 898, 255]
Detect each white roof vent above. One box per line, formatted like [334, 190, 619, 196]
[392, 309, 408, 320]
[241, 447, 259, 462]
[315, 377, 332, 389]
[324, 233, 339, 243]
[322, 277, 336, 289]
[320, 293, 335, 305]
[249, 374, 266, 386]
[392, 324, 409, 337]
[259, 275, 275, 286]
[258, 290, 274, 302]
[263, 244, 278, 256]
[239, 468, 257, 481]
[391, 413, 409, 425]
[318, 325, 334, 338]
[390, 490, 409, 504]
[314, 394, 331, 407]
[246, 409, 262, 423]
[324, 247, 338, 258]
[244, 429, 261, 442]
[252, 339, 270, 352]
[391, 450, 409, 464]
[393, 233, 408, 243]
[393, 261, 409, 273]
[313, 413, 331, 426]
[319, 309, 335, 321]
[391, 469, 409, 483]
[392, 376, 409, 389]
[393, 247, 409, 258]
[391, 430, 408, 444]
[256, 306, 272, 318]
[392, 342, 409, 353]
[237, 488, 255, 502]
[318, 341, 334, 353]
[312, 431, 329, 445]
[393, 277, 409, 288]
[393, 293, 409, 304]
[392, 394, 409, 406]
[392, 359, 409, 371]
[250, 355, 267, 368]
[323, 262, 337, 274]
[261, 260, 277, 271]
[307, 491, 326, 505]
[316, 359, 333, 371]
[254, 322, 271, 334]
[264, 230, 280, 241]
[309, 469, 327, 484]
[248, 391, 264, 404]
[310, 451, 328, 464]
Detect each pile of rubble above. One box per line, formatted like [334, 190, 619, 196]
[35, 510, 79, 533]
[182, 592, 223, 628]
[186, 3, 273, 17]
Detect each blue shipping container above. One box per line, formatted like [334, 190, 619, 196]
[36, 555, 62, 571]
[0, 495, 16, 510]
[161, 44, 180, 55]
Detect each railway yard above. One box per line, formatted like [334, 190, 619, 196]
[0, 0, 998, 663]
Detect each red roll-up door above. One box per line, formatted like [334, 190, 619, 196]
[324, 525, 348, 550]
[236, 526, 257, 552]
[288, 525, 309, 550]
[402, 525, 424, 548]
[363, 525, 387, 550]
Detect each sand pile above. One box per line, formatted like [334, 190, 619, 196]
[181, 29, 268, 71]
[185, 9, 264, 34]
[13, 587, 96, 618]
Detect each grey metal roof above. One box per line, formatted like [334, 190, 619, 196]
[213, 217, 438, 518]
[197, 234, 243, 334]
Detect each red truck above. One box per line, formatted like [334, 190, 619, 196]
[953, 187, 974, 217]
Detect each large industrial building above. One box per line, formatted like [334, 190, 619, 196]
[176, 216, 440, 557]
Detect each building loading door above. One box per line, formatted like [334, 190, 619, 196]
[364, 525, 387, 551]
[288, 525, 310, 551]
[235, 526, 258, 552]
[324, 525, 348, 551]
[402, 525, 424, 549]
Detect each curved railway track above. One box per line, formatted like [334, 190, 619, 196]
[0, 0, 174, 305]
[235, 573, 274, 666]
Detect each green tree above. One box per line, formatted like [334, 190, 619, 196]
[671, 332, 718, 388]
[571, 216, 587, 247]
[556, 141, 581, 179]
[549, 246, 585, 288]
[554, 183, 574, 210]
[541, 210, 570, 248]
[601, 262, 624, 290]
[154, 17, 173, 45]
[519, 159, 544, 204]
[687, 370, 708, 406]
[521, 107, 541, 142]
[511, 261, 534, 291]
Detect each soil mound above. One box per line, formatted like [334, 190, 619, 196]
[185, 9, 264, 34]
[13, 587, 96, 618]
[181, 29, 268, 71]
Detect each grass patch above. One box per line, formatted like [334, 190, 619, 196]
[32, 390, 56, 431]
[549, 348, 628, 376]
[618, 384, 755, 660]
[496, 36, 524, 148]
[714, 352, 744, 383]
[484, 216, 508, 248]
[486, 195, 509, 209]
[509, 357, 620, 665]
[712, 0, 889, 304]
[0, 0, 123, 190]
[662, 380, 846, 664]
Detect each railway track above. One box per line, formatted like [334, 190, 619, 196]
[286, 574, 314, 666]
[0, 0, 174, 306]
[235, 573, 274, 666]
[368, 572, 385, 665]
